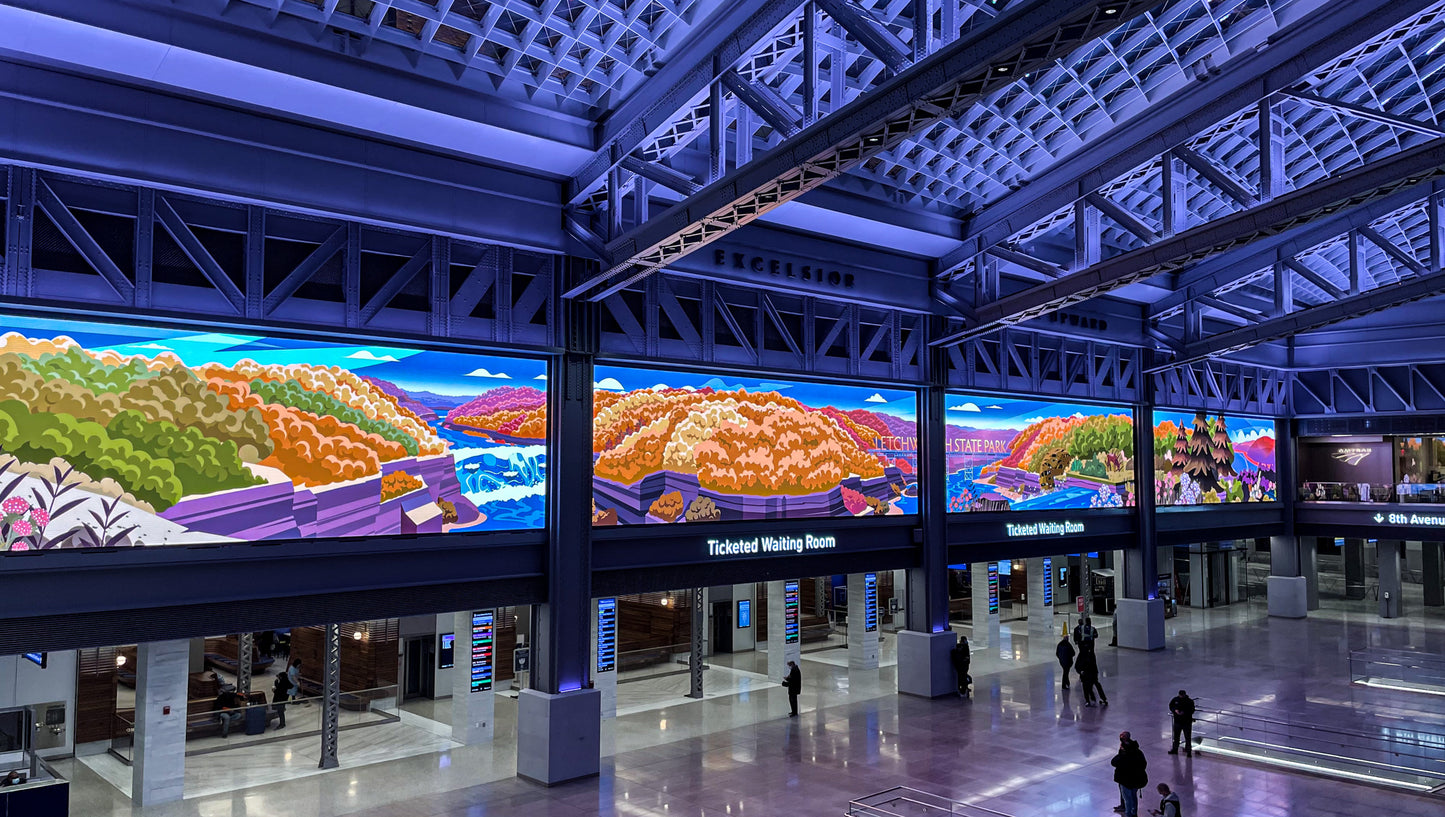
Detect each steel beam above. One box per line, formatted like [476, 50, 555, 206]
[568, 0, 1156, 300]
[237, 632, 254, 695]
[687, 587, 705, 699]
[720, 69, 802, 138]
[571, 0, 805, 199]
[933, 137, 1445, 346]
[1281, 90, 1445, 139]
[815, 0, 911, 73]
[935, 0, 1429, 278]
[1153, 269, 1445, 372]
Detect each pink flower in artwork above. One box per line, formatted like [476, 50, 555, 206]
[2, 497, 30, 515]
[28, 508, 49, 528]
[10, 519, 31, 537]
[8, 541, 29, 552]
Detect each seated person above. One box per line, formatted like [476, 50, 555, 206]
[0, 770, 24, 787]
[214, 685, 246, 738]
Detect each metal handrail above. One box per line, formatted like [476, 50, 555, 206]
[847, 786, 1014, 817]
[1196, 705, 1445, 772]
[1197, 704, 1445, 751]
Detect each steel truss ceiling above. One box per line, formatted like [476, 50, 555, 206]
[10, 0, 1445, 382]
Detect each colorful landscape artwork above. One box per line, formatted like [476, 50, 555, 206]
[946, 396, 1135, 512]
[1153, 411, 1276, 505]
[0, 313, 547, 552]
[591, 366, 918, 525]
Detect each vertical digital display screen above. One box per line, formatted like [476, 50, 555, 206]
[737, 599, 751, 628]
[469, 611, 494, 693]
[987, 563, 999, 614]
[23, 652, 46, 668]
[1042, 558, 1053, 606]
[864, 573, 878, 633]
[784, 580, 801, 645]
[438, 633, 455, 669]
[597, 598, 617, 673]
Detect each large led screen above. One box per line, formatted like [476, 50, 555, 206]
[0, 314, 545, 552]
[946, 396, 1135, 512]
[591, 366, 917, 525]
[1153, 411, 1276, 505]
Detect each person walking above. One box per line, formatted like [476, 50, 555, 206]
[1056, 633, 1076, 690]
[1110, 731, 1148, 817]
[1074, 617, 1098, 651]
[951, 637, 972, 697]
[1168, 690, 1196, 756]
[1076, 645, 1108, 707]
[1149, 783, 1182, 817]
[782, 660, 802, 717]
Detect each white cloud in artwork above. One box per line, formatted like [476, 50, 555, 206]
[1232, 428, 1270, 443]
[1024, 416, 1046, 424]
[465, 368, 511, 379]
[129, 342, 172, 351]
[864, 393, 888, 404]
[681, 385, 697, 392]
[985, 405, 1002, 410]
[533, 373, 547, 381]
[346, 350, 399, 363]
[651, 384, 671, 391]
[949, 402, 982, 412]
[594, 377, 625, 391]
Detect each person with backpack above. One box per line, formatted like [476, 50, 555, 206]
[1076, 645, 1108, 707]
[1110, 731, 1148, 817]
[1073, 617, 1098, 650]
[1168, 690, 1196, 756]
[272, 670, 294, 728]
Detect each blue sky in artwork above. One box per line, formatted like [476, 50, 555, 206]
[946, 393, 1133, 430]
[1153, 410, 1276, 444]
[594, 364, 917, 421]
[1, 313, 544, 398]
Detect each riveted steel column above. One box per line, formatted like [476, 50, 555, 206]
[687, 587, 705, 699]
[318, 623, 340, 770]
[236, 632, 253, 695]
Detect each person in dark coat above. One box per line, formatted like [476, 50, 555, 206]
[951, 637, 972, 696]
[1056, 634, 1076, 690]
[782, 660, 801, 717]
[1111, 731, 1148, 817]
[1076, 646, 1108, 707]
[1168, 690, 1196, 756]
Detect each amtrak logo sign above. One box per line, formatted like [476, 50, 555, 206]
[1332, 448, 1374, 466]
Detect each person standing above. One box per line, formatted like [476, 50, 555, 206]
[1074, 617, 1098, 651]
[1078, 646, 1109, 707]
[1056, 634, 1076, 690]
[782, 660, 802, 717]
[1110, 731, 1148, 817]
[1168, 690, 1196, 756]
[1149, 783, 1181, 817]
[271, 670, 293, 728]
[951, 637, 972, 697]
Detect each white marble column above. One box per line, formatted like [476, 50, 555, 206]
[133, 639, 188, 807]
[970, 563, 999, 648]
[766, 580, 801, 682]
[451, 611, 494, 744]
[846, 573, 880, 670]
[1026, 558, 1054, 644]
[592, 598, 617, 719]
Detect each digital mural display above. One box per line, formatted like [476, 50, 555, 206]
[0, 313, 546, 552]
[945, 395, 1135, 512]
[591, 366, 918, 525]
[1152, 411, 1276, 505]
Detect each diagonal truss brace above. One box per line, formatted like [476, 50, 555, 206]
[565, 0, 1157, 302]
[933, 136, 1445, 347]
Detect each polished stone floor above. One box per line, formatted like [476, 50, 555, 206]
[58, 596, 1445, 816]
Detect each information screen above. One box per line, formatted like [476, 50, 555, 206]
[987, 563, 999, 614]
[438, 633, 455, 669]
[597, 598, 617, 673]
[1042, 558, 1053, 606]
[784, 580, 801, 644]
[864, 573, 879, 633]
[737, 599, 751, 628]
[469, 611, 494, 693]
